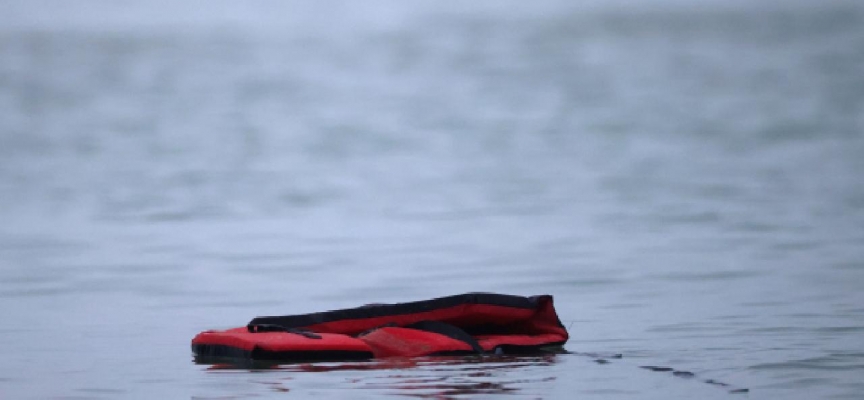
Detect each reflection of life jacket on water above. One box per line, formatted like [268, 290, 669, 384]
[192, 293, 569, 362]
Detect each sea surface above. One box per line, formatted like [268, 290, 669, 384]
[1, 1, 863, 399]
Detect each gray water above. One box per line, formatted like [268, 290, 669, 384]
[2, 1, 864, 398]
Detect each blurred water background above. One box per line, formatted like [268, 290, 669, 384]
[1, 0, 863, 398]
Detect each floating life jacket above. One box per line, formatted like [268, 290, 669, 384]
[192, 293, 568, 362]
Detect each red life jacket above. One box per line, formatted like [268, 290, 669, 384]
[192, 293, 568, 361]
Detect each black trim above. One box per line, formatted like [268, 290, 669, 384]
[192, 344, 373, 362]
[193, 343, 252, 359]
[247, 325, 322, 339]
[248, 293, 540, 331]
[494, 342, 568, 355]
[251, 349, 373, 362]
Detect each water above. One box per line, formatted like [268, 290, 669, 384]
[1, 1, 863, 398]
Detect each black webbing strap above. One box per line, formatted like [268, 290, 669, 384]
[405, 320, 484, 354]
[247, 293, 540, 331]
[247, 324, 322, 339]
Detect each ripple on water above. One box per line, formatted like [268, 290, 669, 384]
[650, 269, 763, 282]
[750, 353, 864, 372]
[199, 355, 561, 398]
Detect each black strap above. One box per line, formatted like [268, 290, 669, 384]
[248, 293, 540, 330]
[405, 320, 484, 354]
[247, 324, 322, 339]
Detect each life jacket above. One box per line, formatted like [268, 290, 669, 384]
[192, 293, 568, 362]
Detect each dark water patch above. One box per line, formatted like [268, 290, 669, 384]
[831, 261, 864, 271]
[578, 388, 640, 395]
[750, 355, 864, 371]
[711, 314, 750, 321]
[0, 287, 68, 297]
[641, 366, 674, 372]
[740, 326, 808, 335]
[647, 323, 719, 333]
[158, 300, 282, 310]
[51, 397, 107, 400]
[0, 274, 67, 285]
[739, 300, 786, 307]
[600, 303, 644, 310]
[835, 307, 864, 315]
[656, 210, 722, 225]
[812, 326, 864, 334]
[72, 263, 183, 276]
[559, 277, 623, 287]
[137, 243, 189, 254]
[769, 240, 823, 252]
[142, 210, 230, 222]
[741, 324, 864, 341]
[728, 220, 783, 233]
[650, 269, 762, 282]
[781, 312, 824, 319]
[76, 388, 127, 394]
[216, 252, 310, 262]
[364, 380, 521, 397]
[574, 352, 623, 360]
[0, 234, 89, 254]
[640, 365, 748, 393]
[766, 377, 834, 387]
[387, 205, 554, 222]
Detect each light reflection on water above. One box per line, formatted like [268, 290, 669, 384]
[1, 1, 864, 399]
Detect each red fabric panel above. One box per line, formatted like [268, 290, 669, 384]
[192, 327, 257, 351]
[359, 327, 474, 358]
[192, 327, 373, 353]
[521, 295, 569, 339]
